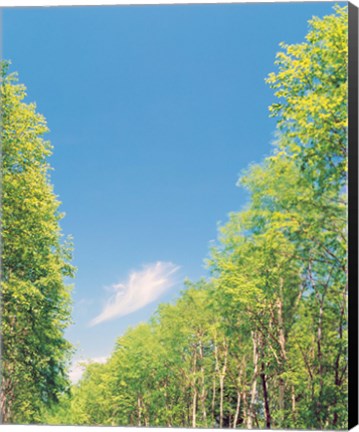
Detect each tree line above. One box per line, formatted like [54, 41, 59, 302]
[0, 64, 74, 423]
[1, 5, 348, 429]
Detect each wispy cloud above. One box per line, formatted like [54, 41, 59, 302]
[90, 261, 180, 326]
[69, 356, 108, 384]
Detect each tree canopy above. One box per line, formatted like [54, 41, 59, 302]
[0, 64, 75, 423]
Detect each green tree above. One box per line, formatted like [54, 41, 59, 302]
[209, 5, 348, 429]
[0, 65, 75, 423]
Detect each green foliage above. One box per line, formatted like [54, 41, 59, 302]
[0, 64, 75, 423]
[266, 5, 347, 192]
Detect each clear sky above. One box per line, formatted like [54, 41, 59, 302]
[3, 1, 340, 378]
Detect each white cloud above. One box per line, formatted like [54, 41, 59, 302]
[69, 356, 108, 384]
[90, 261, 180, 326]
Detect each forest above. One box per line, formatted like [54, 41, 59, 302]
[0, 6, 348, 429]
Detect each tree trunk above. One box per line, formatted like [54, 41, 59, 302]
[0, 376, 14, 424]
[277, 280, 287, 422]
[242, 391, 248, 428]
[211, 374, 216, 426]
[192, 387, 197, 428]
[291, 385, 296, 424]
[192, 347, 198, 428]
[219, 342, 228, 428]
[199, 339, 207, 425]
[233, 391, 241, 428]
[247, 332, 259, 429]
[260, 362, 271, 429]
[277, 280, 287, 362]
[233, 365, 243, 429]
[316, 296, 324, 427]
[219, 375, 224, 428]
[212, 341, 219, 426]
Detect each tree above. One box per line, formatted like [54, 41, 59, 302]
[266, 6, 348, 428]
[0, 64, 75, 423]
[209, 5, 348, 429]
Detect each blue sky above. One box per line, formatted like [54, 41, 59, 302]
[3, 2, 339, 377]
